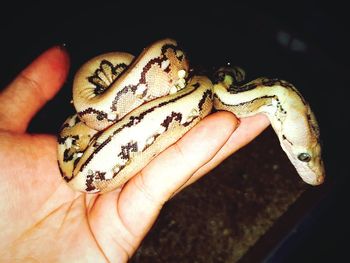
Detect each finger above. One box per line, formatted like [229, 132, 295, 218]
[0, 45, 70, 132]
[117, 111, 238, 237]
[177, 114, 270, 190]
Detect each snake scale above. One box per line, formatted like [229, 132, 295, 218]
[57, 38, 325, 194]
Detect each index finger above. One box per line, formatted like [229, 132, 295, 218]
[178, 113, 269, 191]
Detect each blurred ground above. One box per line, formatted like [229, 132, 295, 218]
[130, 127, 309, 262]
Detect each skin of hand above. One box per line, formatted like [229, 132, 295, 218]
[0, 46, 269, 262]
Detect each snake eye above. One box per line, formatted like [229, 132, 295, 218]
[298, 152, 311, 162]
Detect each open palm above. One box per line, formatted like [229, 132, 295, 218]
[0, 46, 269, 262]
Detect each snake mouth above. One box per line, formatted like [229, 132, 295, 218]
[286, 147, 325, 186]
[308, 174, 325, 186]
[302, 172, 325, 186]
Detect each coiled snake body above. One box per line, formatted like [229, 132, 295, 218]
[57, 39, 325, 193]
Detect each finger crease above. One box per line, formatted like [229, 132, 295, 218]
[173, 141, 192, 169]
[135, 170, 161, 207]
[19, 72, 47, 104]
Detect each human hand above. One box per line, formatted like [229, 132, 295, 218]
[0, 46, 269, 262]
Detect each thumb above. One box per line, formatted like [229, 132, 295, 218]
[0, 45, 70, 133]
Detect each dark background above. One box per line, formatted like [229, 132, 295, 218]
[1, 1, 348, 262]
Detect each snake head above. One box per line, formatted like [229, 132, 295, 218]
[285, 142, 325, 185]
[279, 107, 325, 186]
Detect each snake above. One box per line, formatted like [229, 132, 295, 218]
[57, 38, 325, 194]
